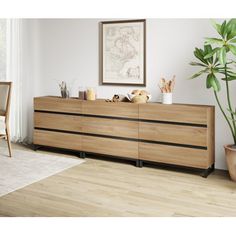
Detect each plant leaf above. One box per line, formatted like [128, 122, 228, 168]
[218, 47, 226, 65]
[221, 76, 236, 81]
[194, 48, 208, 64]
[227, 19, 236, 40]
[228, 44, 236, 56]
[211, 19, 222, 35]
[206, 74, 212, 89]
[189, 62, 207, 67]
[205, 37, 224, 46]
[227, 30, 236, 40]
[229, 38, 236, 43]
[204, 44, 212, 54]
[204, 47, 220, 59]
[220, 20, 227, 37]
[188, 68, 208, 80]
[214, 56, 219, 65]
[204, 45, 214, 63]
[226, 71, 236, 77]
[206, 73, 221, 91]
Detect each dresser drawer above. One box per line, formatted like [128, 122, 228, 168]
[82, 116, 138, 139]
[34, 97, 82, 114]
[139, 142, 208, 168]
[34, 130, 82, 151]
[139, 122, 207, 147]
[82, 135, 138, 159]
[35, 112, 82, 132]
[139, 103, 209, 125]
[82, 101, 138, 119]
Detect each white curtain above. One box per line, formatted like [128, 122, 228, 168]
[6, 19, 23, 142]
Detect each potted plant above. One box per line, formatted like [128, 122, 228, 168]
[189, 19, 236, 181]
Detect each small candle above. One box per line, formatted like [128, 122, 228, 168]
[78, 87, 85, 100]
[86, 88, 96, 100]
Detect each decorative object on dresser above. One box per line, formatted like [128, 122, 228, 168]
[158, 76, 176, 104]
[86, 87, 96, 101]
[59, 81, 70, 98]
[189, 19, 236, 181]
[105, 94, 127, 103]
[33, 96, 215, 177]
[127, 90, 151, 104]
[0, 82, 12, 157]
[78, 87, 86, 100]
[100, 19, 146, 86]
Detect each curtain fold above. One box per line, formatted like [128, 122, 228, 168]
[6, 19, 23, 142]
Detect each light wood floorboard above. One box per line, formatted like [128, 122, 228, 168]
[0, 141, 236, 217]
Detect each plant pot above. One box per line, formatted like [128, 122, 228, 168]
[224, 144, 236, 181]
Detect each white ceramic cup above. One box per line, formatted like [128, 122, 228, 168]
[162, 93, 172, 104]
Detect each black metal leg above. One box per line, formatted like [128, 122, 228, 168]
[136, 160, 143, 168]
[34, 145, 41, 151]
[201, 164, 215, 178]
[79, 152, 86, 158]
[139, 160, 143, 168]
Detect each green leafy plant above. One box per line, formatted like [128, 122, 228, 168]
[189, 19, 236, 144]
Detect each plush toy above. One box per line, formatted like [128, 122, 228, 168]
[131, 90, 141, 96]
[129, 90, 151, 103]
[105, 94, 128, 103]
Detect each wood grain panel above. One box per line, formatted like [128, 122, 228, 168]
[34, 130, 82, 150]
[139, 142, 208, 168]
[82, 100, 138, 118]
[82, 116, 138, 139]
[139, 103, 209, 124]
[139, 122, 207, 146]
[34, 112, 82, 132]
[34, 97, 82, 114]
[82, 135, 138, 159]
[33, 97, 215, 171]
[207, 107, 215, 166]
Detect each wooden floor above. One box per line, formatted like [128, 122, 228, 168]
[0, 141, 236, 217]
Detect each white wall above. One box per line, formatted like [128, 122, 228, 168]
[29, 18, 236, 170]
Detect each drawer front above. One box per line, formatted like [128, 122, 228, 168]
[139, 142, 208, 168]
[139, 122, 207, 147]
[82, 117, 138, 139]
[82, 135, 138, 159]
[34, 97, 82, 114]
[82, 101, 138, 119]
[34, 112, 82, 132]
[34, 130, 82, 150]
[139, 104, 208, 125]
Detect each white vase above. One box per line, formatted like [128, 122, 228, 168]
[162, 93, 172, 104]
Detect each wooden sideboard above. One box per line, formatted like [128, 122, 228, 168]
[33, 96, 215, 177]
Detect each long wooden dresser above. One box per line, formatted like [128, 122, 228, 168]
[33, 96, 215, 177]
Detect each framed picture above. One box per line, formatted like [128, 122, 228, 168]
[100, 19, 146, 86]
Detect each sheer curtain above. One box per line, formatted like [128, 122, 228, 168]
[6, 19, 23, 142]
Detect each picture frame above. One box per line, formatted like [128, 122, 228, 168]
[100, 19, 146, 86]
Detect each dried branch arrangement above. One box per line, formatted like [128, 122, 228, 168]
[158, 75, 176, 93]
[59, 81, 69, 98]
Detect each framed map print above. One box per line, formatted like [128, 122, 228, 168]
[100, 19, 146, 86]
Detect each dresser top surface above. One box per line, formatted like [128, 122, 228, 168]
[34, 96, 214, 108]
